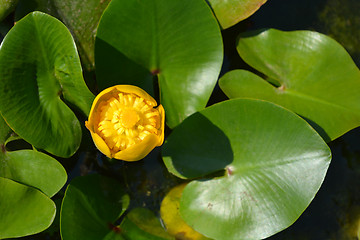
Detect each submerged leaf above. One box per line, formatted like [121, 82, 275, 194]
[0, 0, 19, 21]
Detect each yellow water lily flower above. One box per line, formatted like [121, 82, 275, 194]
[85, 85, 165, 161]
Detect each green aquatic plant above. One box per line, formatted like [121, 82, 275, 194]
[0, 0, 359, 239]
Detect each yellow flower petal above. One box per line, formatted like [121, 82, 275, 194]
[157, 104, 165, 146]
[113, 134, 159, 161]
[90, 131, 112, 158]
[86, 85, 165, 161]
[113, 85, 157, 106]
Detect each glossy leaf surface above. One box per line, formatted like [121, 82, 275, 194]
[0, 177, 55, 238]
[207, 0, 267, 29]
[0, 150, 67, 197]
[0, 12, 94, 157]
[163, 99, 331, 239]
[95, 0, 223, 128]
[220, 29, 360, 142]
[0, 115, 66, 197]
[60, 174, 130, 240]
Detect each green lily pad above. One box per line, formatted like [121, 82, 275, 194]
[0, 150, 67, 197]
[0, 176, 56, 239]
[60, 174, 130, 240]
[95, 0, 223, 128]
[219, 28, 360, 142]
[0, 115, 66, 197]
[0, 11, 95, 157]
[207, 0, 267, 29]
[119, 208, 172, 240]
[163, 99, 331, 239]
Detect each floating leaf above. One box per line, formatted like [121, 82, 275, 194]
[0, 114, 66, 197]
[163, 99, 331, 239]
[60, 174, 130, 240]
[207, 0, 267, 29]
[0, 150, 67, 197]
[0, 177, 56, 239]
[95, 0, 223, 128]
[160, 184, 210, 240]
[219, 29, 360, 142]
[120, 208, 172, 240]
[0, 11, 95, 157]
[163, 112, 233, 179]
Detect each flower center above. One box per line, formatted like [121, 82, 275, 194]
[120, 108, 139, 129]
[96, 91, 161, 152]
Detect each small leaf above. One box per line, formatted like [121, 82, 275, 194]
[95, 0, 223, 128]
[220, 29, 360, 141]
[0, 11, 95, 157]
[0, 150, 67, 197]
[0, 177, 56, 239]
[163, 99, 331, 239]
[60, 174, 130, 240]
[207, 0, 267, 29]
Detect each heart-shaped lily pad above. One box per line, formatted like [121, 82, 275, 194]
[163, 99, 331, 239]
[95, 0, 223, 128]
[0, 176, 56, 239]
[219, 28, 360, 142]
[207, 0, 267, 29]
[0, 11, 95, 157]
[60, 174, 130, 240]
